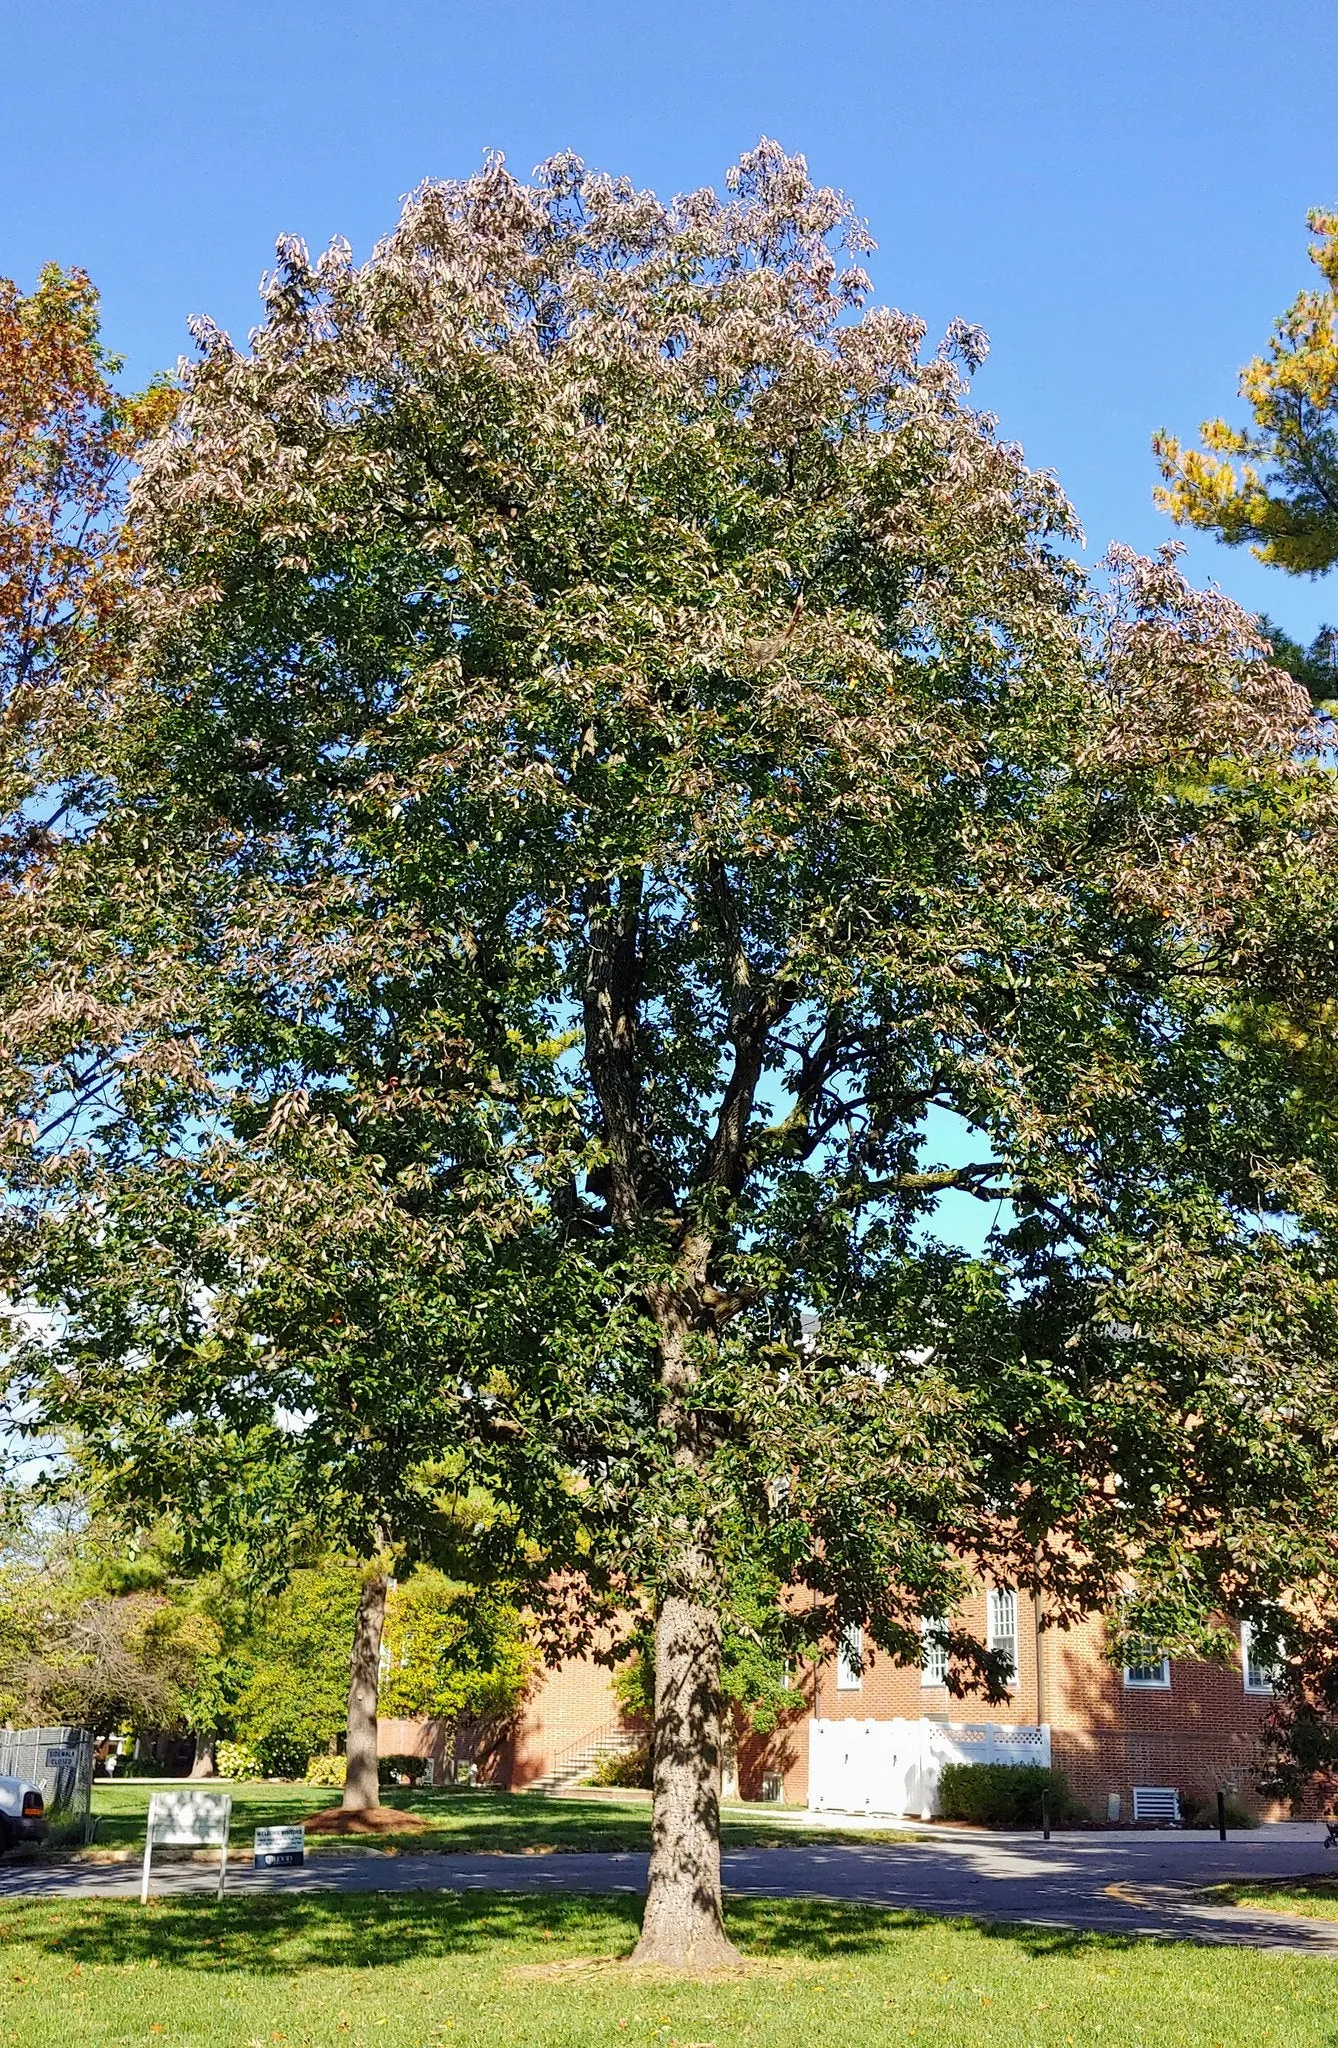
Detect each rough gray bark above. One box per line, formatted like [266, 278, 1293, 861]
[188, 1732, 216, 1779]
[342, 1569, 388, 1810]
[630, 1593, 741, 1968]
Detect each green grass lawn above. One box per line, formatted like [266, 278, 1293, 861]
[82, 1783, 913, 1858]
[1, 1889, 1333, 2048]
[1201, 1875, 1338, 1922]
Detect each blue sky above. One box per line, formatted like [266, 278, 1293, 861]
[4, 0, 1336, 648]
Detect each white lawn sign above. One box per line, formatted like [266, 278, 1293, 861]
[141, 1789, 233, 1904]
[254, 1824, 305, 1870]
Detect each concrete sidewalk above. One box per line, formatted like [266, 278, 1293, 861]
[5, 1822, 1338, 1951]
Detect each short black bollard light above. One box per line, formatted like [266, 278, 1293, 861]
[1217, 1789, 1227, 1842]
[1042, 1788, 1051, 1841]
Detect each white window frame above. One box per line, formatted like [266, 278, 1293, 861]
[987, 1587, 1018, 1688]
[1241, 1622, 1277, 1696]
[1122, 1643, 1171, 1690]
[835, 1623, 863, 1692]
[920, 1616, 949, 1688]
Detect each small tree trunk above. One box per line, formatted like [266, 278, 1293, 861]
[342, 1568, 388, 1810]
[188, 1732, 216, 1779]
[630, 1593, 741, 1968]
[721, 1721, 739, 1804]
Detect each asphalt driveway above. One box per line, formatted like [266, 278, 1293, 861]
[5, 1823, 1338, 1952]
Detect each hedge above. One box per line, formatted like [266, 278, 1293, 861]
[936, 1761, 1072, 1826]
[379, 1752, 430, 1787]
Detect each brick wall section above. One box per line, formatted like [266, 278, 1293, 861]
[507, 1653, 622, 1789]
[810, 1589, 1046, 1730]
[377, 1715, 447, 1769]
[379, 1655, 626, 1791]
[1043, 1608, 1276, 1820]
[737, 1713, 810, 1805]
[376, 1715, 513, 1784]
[438, 1590, 1279, 1814]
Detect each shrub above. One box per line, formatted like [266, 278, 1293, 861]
[588, 1743, 653, 1789]
[1181, 1791, 1260, 1829]
[115, 1756, 172, 1779]
[233, 1560, 364, 1773]
[304, 1752, 346, 1788]
[378, 1570, 536, 1725]
[378, 1752, 429, 1788]
[215, 1739, 263, 1780]
[937, 1761, 1072, 1827]
[251, 1730, 314, 1780]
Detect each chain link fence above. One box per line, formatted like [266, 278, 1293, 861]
[0, 1725, 94, 1844]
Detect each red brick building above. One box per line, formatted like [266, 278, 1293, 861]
[377, 1650, 634, 1795]
[449, 1589, 1282, 1822]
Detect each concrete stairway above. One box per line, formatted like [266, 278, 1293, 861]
[523, 1728, 645, 1796]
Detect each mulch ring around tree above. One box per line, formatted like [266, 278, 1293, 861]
[302, 1806, 431, 1835]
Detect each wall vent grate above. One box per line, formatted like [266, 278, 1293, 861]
[1131, 1786, 1180, 1824]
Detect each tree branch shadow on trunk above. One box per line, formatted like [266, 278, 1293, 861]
[343, 1567, 389, 1812]
[629, 1593, 742, 1969]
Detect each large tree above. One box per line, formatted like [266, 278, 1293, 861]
[8, 148, 1338, 1964]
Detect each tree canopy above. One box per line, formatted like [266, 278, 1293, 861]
[380, 1567, 533, 1729]
[1154, 210, 1338, 575]
[0, 1507, 224, 1734]
[1253, 616, 1337, 704]
[7, 146, 1338, 1962]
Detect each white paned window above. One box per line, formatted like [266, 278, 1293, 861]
[835, 1624, 863, 1692]
[987, 1587, 1018, 1687]
[1123, 1642, 1171, 1689]
[921, 1617, 949, 1687]
[1241, 1623, 1278, 1695]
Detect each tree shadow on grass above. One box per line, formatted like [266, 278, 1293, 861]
[89, 1786, 659, 1855]
[729, 1897, 1146, 1962]
[0, 1891, 644, 1975]
[0, 1889, 1150, 1979]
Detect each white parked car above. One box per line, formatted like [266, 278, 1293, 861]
[0, 1775, 45, 1853]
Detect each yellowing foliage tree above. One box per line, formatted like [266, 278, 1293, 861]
[1154, 211, 1338, 574]
[379, 1570, 533, 1744]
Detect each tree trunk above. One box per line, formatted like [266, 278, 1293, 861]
[342, 1568, 388, 1810]
[188, 1732, 216, 1779]
[721, 1721, 739, 1804]
[630, 1593, 741, 1968]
